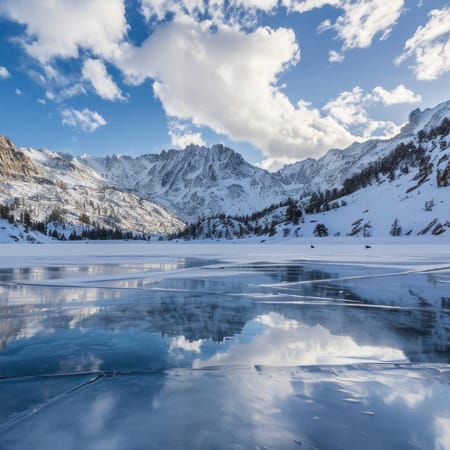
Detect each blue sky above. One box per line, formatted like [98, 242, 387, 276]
[1, 0, 450, 170]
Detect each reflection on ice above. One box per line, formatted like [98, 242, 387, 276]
[0, 258, 449, 449]
[0, 365, 448, 450]
[435, 417, 450, 450]
[193, 313, 407, 367]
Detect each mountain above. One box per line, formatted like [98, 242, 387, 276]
[278, 100, 450, 193]
[1, 263, 447, 361]
[81, 101, 450, 222]
[0, 135, 40, 178]
[177, 109, 450, 239]
[0, 141, 184, 238]
[1, 99, 449, 241]
[81, 144, 287, 221]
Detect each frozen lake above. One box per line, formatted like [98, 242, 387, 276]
[0, 244, 449, 449]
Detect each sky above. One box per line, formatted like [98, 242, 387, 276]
[1, 0, 450, 170]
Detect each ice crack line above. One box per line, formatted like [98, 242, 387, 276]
[258, 266, 450, 288]
[0, 373, 103, 433]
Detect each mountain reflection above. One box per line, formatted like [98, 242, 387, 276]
[0, 260, 448, 378]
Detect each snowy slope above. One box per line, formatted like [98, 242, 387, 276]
[0, 138, 184, 237]
[178, 117, 450, 240]
[1, 100, 449, 240]
[81, 144, 287, 221]
[0, 219, 51, 243]
[300, 166, 449, 239]
[296, 114, 450, 238]
[279, 99, 450, 193]
[82, 101, 450, 221]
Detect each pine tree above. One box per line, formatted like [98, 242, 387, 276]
[314, 223, 328, 237]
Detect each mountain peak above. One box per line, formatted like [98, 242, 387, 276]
[401, 99, 450, 135]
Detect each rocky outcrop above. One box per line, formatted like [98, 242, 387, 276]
[0, 134, 40, 178]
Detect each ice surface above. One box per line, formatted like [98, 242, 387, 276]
[0, 244, 449, 449]
[1, 365, 449, 450]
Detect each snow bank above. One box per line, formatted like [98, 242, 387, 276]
[0, 238, 449, 271]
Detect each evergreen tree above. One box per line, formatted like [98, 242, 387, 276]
[314, 223, 328, 237]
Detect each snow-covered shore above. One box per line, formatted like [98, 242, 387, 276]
[1, 238, 449, 270]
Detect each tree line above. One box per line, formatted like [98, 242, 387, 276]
[305, 118, 449, 214]
[0, 202, 147, 241]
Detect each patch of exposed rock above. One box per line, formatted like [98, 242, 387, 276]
[0, 134, 40, 178]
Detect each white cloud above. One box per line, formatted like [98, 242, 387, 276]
[169, 336, 203, 353]
[139, 0, 278, 25]
[0, 66, 10, 79]
[328, 50, 344, 63]
[59, 83, 87, 101]
[286, 0, 404, 51]
[15, 88, 22, 95]
[114, 18, 354, 167]
[372, 84, 421, 105]
[321, 0, 404, 50]
[323, 87, 369, 127]
[168, 118, 205, 148]
[37, 98, 46, 105]
[82, 58, 124, 101]
[0, 0, 415, 167]
[396, 7, 450, 80]
[0, 0, 127, 63]
[194, 313, 406, 367]
[435, 417, 450, 450]
[323, 84, 417, 140]
[282, 0, 339, 13]
[61, 107, 107, 132]
[257, 156, 298, 171]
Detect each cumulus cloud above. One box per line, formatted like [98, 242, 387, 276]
[0, 0, 127, 63]
[0, 66, 10, 79]
[286, 0, 404, 51]
[328, 0, 404, 50]
[323, 84, 420, 140]
[168, 118, 206, 148]
[372, 84, 422, 105]
[0, 0, 416, 168]
[15, 88, 22, 95]
[59, 83, 87, 101]
[328, 50, 344, 63]
[396, 7, 450, 80]
[139, 0, 278, 25]
[113, 18, 354, 168]
[82, 58, 125, 101]
[324, 87, 369, 127]
[282, 0, 339, 13]
[61, 107, 107, 132]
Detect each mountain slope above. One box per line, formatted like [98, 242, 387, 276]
[82, 101, 450, 222]
[0, 141, 184, 236]
[1, 99, 449, 240]
[81, 144, 287, 220]
[0, 135, 40, 178]
[278, 100, 450, 193]
[175, 114, 450, 240]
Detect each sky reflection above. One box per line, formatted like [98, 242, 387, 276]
[0, 259, 449, 449]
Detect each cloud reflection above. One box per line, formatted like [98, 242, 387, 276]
[194, 313, 408, 367]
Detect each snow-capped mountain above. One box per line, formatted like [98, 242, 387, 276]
[0, 136, 184, 237]
[278, 99, 450, 193]
[81, 144, 287, 220]
[1, 99, 449, 240]
[81, 100, 450, 222]
[176, 108, 450, 239]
